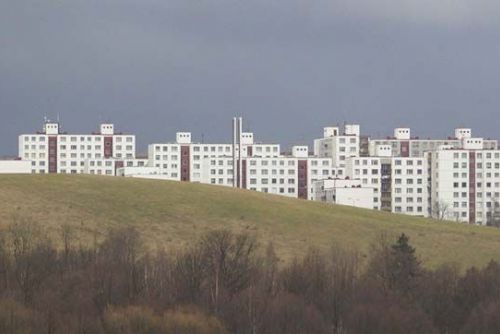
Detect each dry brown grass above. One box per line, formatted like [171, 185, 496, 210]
[1, 174, 500, 270]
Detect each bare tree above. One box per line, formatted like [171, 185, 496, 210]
[172, 245, 206, 304]
[432, 200, 450, 221]
[8, 218, 56, 305]
[200, 230, 257, 314]
[91, 227, 144, 312]
[418, 264, 461, 333]
[325, 246, 360, 333]
[486, 197, 500, 227]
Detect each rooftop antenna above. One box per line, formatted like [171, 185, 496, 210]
[246, 118, 251, 132]
[201, 133, 205, 144]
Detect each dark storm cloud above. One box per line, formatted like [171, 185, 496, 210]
[1, 0, 500, 155]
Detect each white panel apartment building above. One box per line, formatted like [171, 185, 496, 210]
[343, 147, 429, 216]
[429, 141, 500, 225]
[148, 132, 333, 199]
[18, 121, 136, 174]
[314, 125, 360, 169]
[16, 120, 353, 202]
[369, 127, 497, 158]
[246, 152, 334, 199]
[13, 119, 500, 225]
[148, 131, 280, 183]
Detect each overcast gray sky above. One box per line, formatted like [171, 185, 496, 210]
[1, 0, 500, 155]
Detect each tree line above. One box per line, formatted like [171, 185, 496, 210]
[0, 219, 500, 333]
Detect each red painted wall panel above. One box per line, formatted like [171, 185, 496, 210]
[181, 146, 190, 182]
[298, 160, 308, 199]
[469, 152, 476, 224]
[400, 141, 410, 157]
[104, 136, 113, 158]
[48, 136, 57, 173]
[242, 159, 247, 189]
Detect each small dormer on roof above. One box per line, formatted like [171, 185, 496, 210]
[176, 132, 192, 144]
[324, 127, 339, 138]
[240, 132, 254, 145]
[100, 123, 115, 135]
[455, 128, 472, 140]
[43, 121, 60, 135]
[462, 138, 483, 150]
[292, 145, 309, 158]
[344, 124, 360, 136]
[394, 128, 411, 140]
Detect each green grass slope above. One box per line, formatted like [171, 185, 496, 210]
[1, 174, 500, 270]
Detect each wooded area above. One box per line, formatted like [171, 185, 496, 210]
[0, 219, 499, 333]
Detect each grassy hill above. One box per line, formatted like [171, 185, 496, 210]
[1, 174, 500, 270]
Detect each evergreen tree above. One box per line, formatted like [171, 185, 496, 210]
[387, 233, 421, 299]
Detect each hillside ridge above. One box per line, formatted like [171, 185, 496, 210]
[1, 174, 500, 269]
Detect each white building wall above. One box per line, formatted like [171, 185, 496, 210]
[390, 157, 428, 216]
[249, 144, 280, 157]
[0, 160, 32, 174]
[149, 144, 182, 181]
[113, 135, 136, 159]
[19, 134, 49, 174]
[313, 179, 374, 209]
[189, 144, 233, 182]
[345, 157, 381, 210]
[246, 157, 298, 197]
[117, 166, 161, 177]
[335, 187, 374, 208]
[200, 156, 234, 186]
[307, 158, 334, 200]
[475, 151, 500, 225]
[84, 158, 147, 176]
[430, 150, 471, 222]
